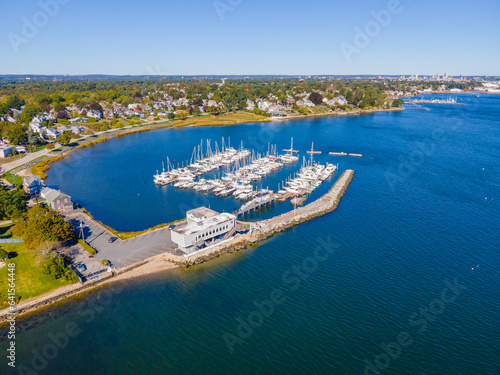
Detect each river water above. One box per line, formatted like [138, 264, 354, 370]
[1, 94, 499, 374]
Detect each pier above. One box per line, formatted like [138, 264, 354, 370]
[164, 169, 355, 266]
[237, 194, 277, 217]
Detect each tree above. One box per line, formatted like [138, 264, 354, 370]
[18, 104, 43, 124]
[57, 132, 72, 145]
[308, 92, 323, 105]
[5, 123, 27, 145]
[167, 112, 175, 120]
[13, 205, 75, 250]
[5, 96, 25, 111]
[56, 110, 68, 120]
[44, 255, 77, 281]
[0, 186, 28, 219]
[34, 240, 60, 263]
[0, 248, 9, 260]
[89, 103, 103, 111]
[392, 99, 405, 107]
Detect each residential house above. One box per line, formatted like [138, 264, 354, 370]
[69, 117, 88, 124]
[87, 110, 102, 120]
[29, 118, 43, 134]
[257, 101, 271, 111]
[57, 125, 84, 134]
[41, 188, 74, 212]
[10, 109, 22, 117]
[0, 144, 14, 158]
[42, 128, 60, 139]
[103, 109, 114, 119]
[246, 99, 255, 111]
[23, 176, 45, 195]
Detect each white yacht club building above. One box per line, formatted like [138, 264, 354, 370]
[171, 207, 236, 254]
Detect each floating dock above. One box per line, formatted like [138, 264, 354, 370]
[329, 152, 347, 156]
[306, 151, 322, 154]
[237, 195, 277, 217]
[282, 149, 299, 153]
[348, 153, 362, 157]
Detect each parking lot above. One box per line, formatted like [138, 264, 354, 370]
[66, 211, 177, 268]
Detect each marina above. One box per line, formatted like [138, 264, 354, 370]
[404, 96, 464, 105]
[151, 137, 338, 218]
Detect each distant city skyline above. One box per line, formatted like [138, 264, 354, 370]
[1, 0, 499, 76]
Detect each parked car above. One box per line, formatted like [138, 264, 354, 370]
[168, 224, 175, 230]
[108, 237, 118, 243]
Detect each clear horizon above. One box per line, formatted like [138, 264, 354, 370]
[1, 0, 499, 76]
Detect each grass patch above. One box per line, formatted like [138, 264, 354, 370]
[30, 156, 64, 180]
[171, 112, 270, 128]
[0, 227, 73, 306]
[3, 171, 22, 186]
[78, 239, 96, 256]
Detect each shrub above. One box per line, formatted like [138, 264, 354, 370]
[0, 248, 9, 260]
[44, 256, 78, 282]
[46, 143, 55, 150]
[78, 239, 96, 255]
[101, 259, 109, 266]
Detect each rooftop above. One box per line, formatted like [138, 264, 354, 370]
[174, 211, 235, 236]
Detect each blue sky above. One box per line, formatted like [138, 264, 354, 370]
[1, 0, 499, 75]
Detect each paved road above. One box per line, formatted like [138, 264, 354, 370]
[66, 211, 176, 268]
[2, 143, 61, 173]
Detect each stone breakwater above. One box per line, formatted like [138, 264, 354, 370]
[257, 170, 355, 238]
[165, 170, 355, 267]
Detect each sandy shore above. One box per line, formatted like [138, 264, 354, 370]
[0, 254, 179, 322]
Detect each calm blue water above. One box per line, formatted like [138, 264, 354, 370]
[2, 94, 499, 374]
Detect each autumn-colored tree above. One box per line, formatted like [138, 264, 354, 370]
[13, 205, 75, 250]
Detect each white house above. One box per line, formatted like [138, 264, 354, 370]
[42, 128, 60, 139]
[69, 117, 88, 124]
[0, 144, 15, 158]
[246, 99, 255, 111]
[86, 110, 102, 120]
[257, 101, 271, 111]
[57, 125, 84, 134]
[29, 118, 43, 134]
[170, 207, 237, 254]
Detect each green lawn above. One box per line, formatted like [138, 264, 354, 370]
[3, 171, 23, 186]
[0, 225, 73, 307]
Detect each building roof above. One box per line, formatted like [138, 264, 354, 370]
[23, 175, 42, 186]
[186, 206, 219, 221]
[41, 187, 71, 202]
[173, 212, 235, 236]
